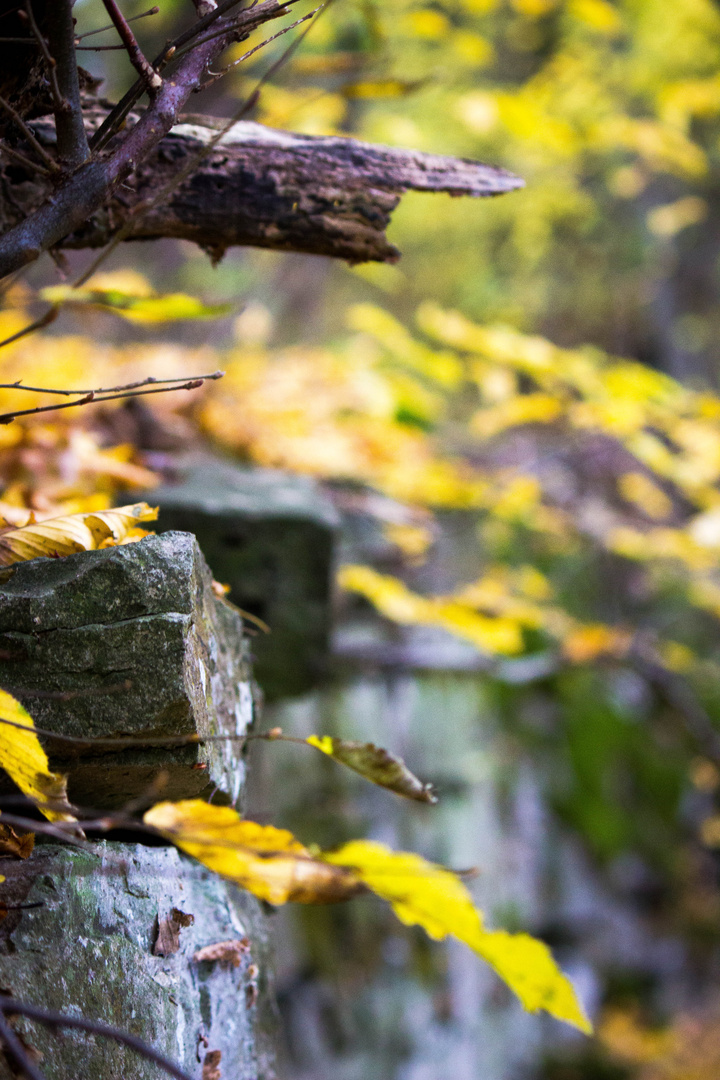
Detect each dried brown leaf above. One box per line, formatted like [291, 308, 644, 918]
[0, 822, 34, 859]
[153, 907, 194, 956]
[193, 938, 250, 967]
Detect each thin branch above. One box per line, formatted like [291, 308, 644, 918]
[89, 0, 253, 152]
[0, 95, 60, 173]
[0, 1009, 47, 1080]
[0, 142, 51, 176]
[101, 0, 162, 94]
[0, 306, 58, 351]
[0, 373, 224, 424]
[202, 6, 321, 87]
[76, 6, 160, 41]
[0, 0, 283, 277]
[43, 0, 90, 167]
[74, 1, 322, 285]
[0, 370, 225, 395]
[22, 1, 64, 114]
[0, 1000, 194, 1080]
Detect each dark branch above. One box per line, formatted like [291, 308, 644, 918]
[0, 0, 285, 279]
[0, 999, 194, 1080]
[101, 0, 162, 94]
[38, 0, 89, 166]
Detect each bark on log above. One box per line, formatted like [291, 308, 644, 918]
[0, 118, 523, 265]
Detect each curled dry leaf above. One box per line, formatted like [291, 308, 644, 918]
[153, 907, 195, 957]
[193, 939, 250, 967]
[0, 503, 158, 567]
[0, 822, 34, 860]
[306, 735, 437, 803]
[0, 690, 77, 825]
[143, 801, 364, 906]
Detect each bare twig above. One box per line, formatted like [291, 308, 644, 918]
[0, 142, 51, 176]
[89, 0, 256, 152]
[0, 95, 60, 173]
[0, 1009, 46, 1080]
[202, 6, 321, 87]
[0, 999, 194, 1080]
[0, 0, 287, 277]
[0, 370, 225, 395]
[0, 306, 58, 351]
[0, 372, 224, 424]
[74, 1, 323, 285]
[101, 0, 162, 94]
[76, 6, 160, 41]
[22, 1, 63, 114]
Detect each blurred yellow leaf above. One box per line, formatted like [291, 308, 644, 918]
[0, 503, 158, 566]
[145, 802, 589, 1031]
[306, 735, 437, 803]
[324, 840, 592, 1032]
[0, 690, 75, 823]
[143, 800, 363, 905]
[39, 285, 232, 324]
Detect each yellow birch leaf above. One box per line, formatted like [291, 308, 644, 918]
[0, 690, 76, 823]
[307, 735, 437, 803]
[323, 839, 591, 1033]
[143, 800, 362, 905]
[0, 503, 158, 566]
[39, 285, 232, 324]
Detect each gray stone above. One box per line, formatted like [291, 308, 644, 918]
[150, 456, 339, 701]
[0, 532, 253, 809]
[0, 841, 277, 1080]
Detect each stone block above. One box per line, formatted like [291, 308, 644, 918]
[0, 842, 277, 1080]
[150, 456, 339, 701]
[0, 532, 253, 809]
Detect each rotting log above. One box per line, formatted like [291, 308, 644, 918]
[0, 116, 524, 267]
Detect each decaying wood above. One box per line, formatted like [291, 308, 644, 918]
[0, 117, 522, 265]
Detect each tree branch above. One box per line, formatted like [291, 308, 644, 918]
[0, 0, 285, 279]
[40, 0, 89, 167]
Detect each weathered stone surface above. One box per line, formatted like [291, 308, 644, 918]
[0, 841, 277, 1080]
[151, 456, 339, 701]
[0, 532, 253, 808]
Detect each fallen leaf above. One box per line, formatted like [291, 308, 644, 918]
[0, 822, 34, 859]
[202, 1050, 222, 1080]
[306, 735, 437, 803]
[0, 503, 158, 566]
[153, 907, 195, 956]
[0, 690, 76, 824]
[143, 800, 364, 905]
[193, 939, 249, 967]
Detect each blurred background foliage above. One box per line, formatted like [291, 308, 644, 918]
[7, 0, 720, 1075]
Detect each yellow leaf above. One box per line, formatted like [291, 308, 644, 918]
[0, 690, 76, 823]
[323, 840, 591, 1032]
[0, 503, 158, 566]
[306, 735, 437, 803]
[39, 285, 232, 324]
[143, 800, 362, 905]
